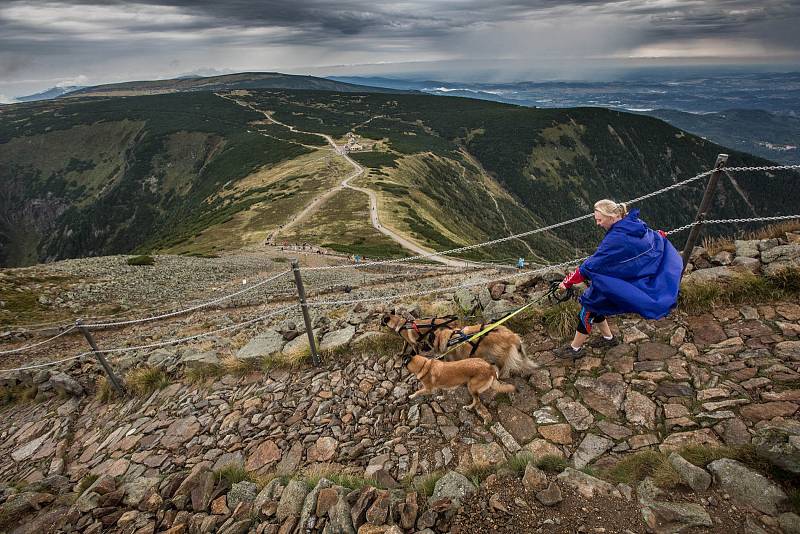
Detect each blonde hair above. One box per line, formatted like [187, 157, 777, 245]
[594, 199, 628, 219]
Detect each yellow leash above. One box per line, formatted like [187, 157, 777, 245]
[440, 300, 537, 357]
[439, 282, 572, 358]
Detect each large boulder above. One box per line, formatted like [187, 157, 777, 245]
[237, 329, 285, 360]
[707, 459, 789, 516]
[182, 351, 220, 368]
[277, 479, 309, 521]
[319, 325, 355, 352]
[48, 372, 84, 396]
[556, 468, 620, 499]
[752, 426, 800, 474]
[641, 501, 713, 533]
[430, 471, 475, 507]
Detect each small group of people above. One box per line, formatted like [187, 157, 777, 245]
[554, 199, 683, 359]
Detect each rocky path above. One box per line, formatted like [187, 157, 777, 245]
[0, 233, 799, 533]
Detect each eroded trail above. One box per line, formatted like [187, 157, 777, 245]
[219, 94, 468, 266]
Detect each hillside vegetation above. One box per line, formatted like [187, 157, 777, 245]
[2, 88, 799, 267]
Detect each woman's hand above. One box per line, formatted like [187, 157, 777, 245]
[559, 282, 568, 290]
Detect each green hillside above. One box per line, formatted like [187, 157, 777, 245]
[66, 72, 409, 98]
[238, 90, 799, 256]
[0, 92, 309, 266]
[1, 88, 798, 268]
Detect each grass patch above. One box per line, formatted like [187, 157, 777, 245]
[536, 454, 568, 474]
[602, 450, 681, 488]
[701, 235, 735, 257]
[185, 362, 226, 384]
[541, 300, 580, 339]
[303, 464, 384, 491]
[746, 220, 800, 241]
[505, 453, 533, 477]
[679, 267, 800, 314]
[415, 471, 445, 497]
[535, 455, 568, 474]
[220, 355, 261, 377]
[463, 464, 494, 487]
[0, 384, 38, 405]
[95, 376, 121, 403]
[215, 465, 258, 486]
[126, 366, 170, 396]
[126, 255, 155, 266]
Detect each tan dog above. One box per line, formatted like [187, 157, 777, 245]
[428, 324, 536, 379]
[404, 353, 516, 423]
[381, 312, 459, 356]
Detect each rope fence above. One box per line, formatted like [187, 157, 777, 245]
[1, 158, 798, 378]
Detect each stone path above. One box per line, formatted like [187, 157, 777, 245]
[0, 233, 798, 533]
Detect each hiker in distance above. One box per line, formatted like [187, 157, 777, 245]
[554, 199, 683, 359]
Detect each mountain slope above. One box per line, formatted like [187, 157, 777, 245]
[1, 89, 798, 268]
[643, 109, 800, 165]
[0, 92, 311, 266]
[66, 72, 409, 98]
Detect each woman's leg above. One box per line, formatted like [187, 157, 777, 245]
[596, 318, 612, 338]
[570, 331, 589, 349]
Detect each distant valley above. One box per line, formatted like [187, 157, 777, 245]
[331, 72, 800, 164]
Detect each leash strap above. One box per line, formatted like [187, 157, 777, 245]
[438, 282, 572, 358]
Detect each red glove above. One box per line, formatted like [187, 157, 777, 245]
[562, 268, 585, 288]
[658, 230, 667, 238]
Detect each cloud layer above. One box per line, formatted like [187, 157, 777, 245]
[1, 0, 798, 96]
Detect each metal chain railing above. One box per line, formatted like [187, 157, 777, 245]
[0, 306, 293, 372]
[666, 214, 800, 235]
[2, 163, 798, 373]
[80, 269, 291, 328]
[0, 326, 78, 355]
[303, 164, 800, 272]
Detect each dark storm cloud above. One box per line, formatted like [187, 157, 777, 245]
[1, 0, 799, 97]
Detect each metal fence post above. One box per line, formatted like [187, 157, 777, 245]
[76, 320, 126, 395]
[290, 259, 320, 366]
[681, 153, 729, 272]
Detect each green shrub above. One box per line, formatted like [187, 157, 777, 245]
[415, 471, 445, 496]
[541, 300, 580, 339]
[126, 366, 170, 396]
[215, 465, 257, 486]
[535, 455, 568, 474]
[127, 255, 155, 266]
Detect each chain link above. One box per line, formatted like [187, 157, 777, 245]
[306, 256, 589, 307]
[81, 269, 292, 328]
[0, 326, 78, 356]
[0, 306, 293, 372]
[666, 214, 800, 236]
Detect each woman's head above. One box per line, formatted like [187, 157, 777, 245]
[594, 199, 628, 229]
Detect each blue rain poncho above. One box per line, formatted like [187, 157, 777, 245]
[578, 209, 682, 319]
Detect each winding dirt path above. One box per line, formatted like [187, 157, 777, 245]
[219, 94, 469, 267]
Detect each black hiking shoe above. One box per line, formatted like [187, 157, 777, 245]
[588, 336, 621, 349]
[554, 345, 584, 360]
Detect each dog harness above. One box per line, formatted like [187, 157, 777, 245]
[397, 315, 458, 349]
[446, 325, 486, 356]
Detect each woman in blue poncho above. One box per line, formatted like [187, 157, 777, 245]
[555, 199, 683, 359]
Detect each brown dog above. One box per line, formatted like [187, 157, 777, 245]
[428, 324, 536, 379]
[404, 353, 516, 423]
[381, 312, 459, 356]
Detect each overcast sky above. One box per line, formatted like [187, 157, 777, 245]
[1, 0, 799, 100]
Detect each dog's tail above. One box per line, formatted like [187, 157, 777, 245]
[502, 341, 539, 376]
